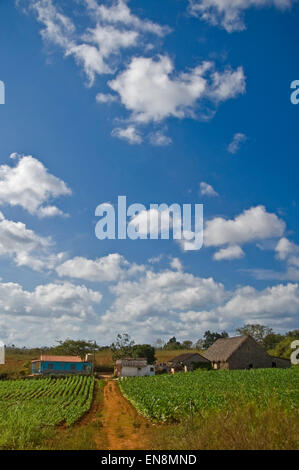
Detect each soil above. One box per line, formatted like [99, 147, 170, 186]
[97, 379, 153, 450]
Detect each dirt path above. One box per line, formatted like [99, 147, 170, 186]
[97, 380, 153, 450]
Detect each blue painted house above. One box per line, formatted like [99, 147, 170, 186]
[31, 355, 92, 375]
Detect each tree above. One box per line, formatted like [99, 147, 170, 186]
[202, 330, 228, 349]
[110, 334, 135, 361]
[268, 330, 299, 359]
[182, 340, 193, 350]
[53, 339, 100, 359]
[164, 337, 183, 350]
[263, 333, 283, 350]
[236, 324, 274, 345]
[132, 344, 156, 364]
[195, 338, 205, 350]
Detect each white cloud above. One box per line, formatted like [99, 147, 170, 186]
[227, 132, 247, 154]
[96, 92, 118, 104]
[149, 131, 172, 146]
[1, 245, 299, 344]
[111, 126, 143, 144]
[27, 0, 169, 85]
[0, 211, 65, 271]
[275, 237, 299, 261]
[104, 270, 228, 324]
[0, 280, 102, 318]
[189, 0, 297, 33]
[246, 237, 299, 281]
[31, 0, 75, 48]
[108, 55, 245, 123]
[200, 181, 218, 197]
[222, 283, 299, 322]
[0, 154, 71, 217]
[96, 265, 299, 342]
[56, 253, 140, 282]
[205, 205, 285, 248]
[169, 257, 183, 271]
[213, 245, 245, 260]
[84, 0, 171, 37]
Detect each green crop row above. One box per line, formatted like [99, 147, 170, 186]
[0, 375, 95, 449]
[119, 368, 299, 422]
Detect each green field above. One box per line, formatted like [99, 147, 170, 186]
[119, 368, 299, 422]
[0, 375, 95, 449]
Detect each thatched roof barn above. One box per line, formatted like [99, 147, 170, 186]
[203, 335, 290, 370]
[169, 352, 211, 371]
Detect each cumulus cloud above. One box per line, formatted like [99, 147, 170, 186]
[0, 211, 65, 271]
[27, 0, 169, 85]
[96, 265, 299, 342]
[189, 0, 297, 33]
[0, 154, 71, 217]
[200, 181, 219, 197]
[275, 237, 299, 262]
[56, 253, 144, 282]
[111, 126, 142, 144]
[0, 280, 102, 318]
[213, 245, 245, 260]
[104, 270, 228, 323]
[222, 283, 299, 323]
[205, 205, 285, 248]
[245, 237, 299, 281]
[227, 132, 247, 154]
[109, 56, 245, 123]
[1, 246, 299, 344]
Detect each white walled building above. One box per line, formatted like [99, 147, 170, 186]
[115, 358, 155, 377]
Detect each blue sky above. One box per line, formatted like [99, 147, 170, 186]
[0, 0, 298, 346]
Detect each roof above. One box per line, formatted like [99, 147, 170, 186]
[116, 358, 148, 367]
[203, 335, 249, 362]
[169, 352, 210, 365]
[270, 356, 291, 363]
[31, 355, 86, 363]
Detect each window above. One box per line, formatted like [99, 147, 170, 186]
[272, 362, 277, 368]
[248, 364, 253, 369]
[48, 363, 54, 370]
[150, 367, 154, 372]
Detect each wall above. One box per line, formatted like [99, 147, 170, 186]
[227, 337, 282, 370]
[34, 361, 92, 374]
[120, 365, 155, 377]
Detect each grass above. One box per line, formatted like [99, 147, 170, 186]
[152, 402, 299, 450]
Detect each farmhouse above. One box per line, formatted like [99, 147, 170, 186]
[31, 355, 92, 375]
[169, 352, 211, 372]
[115, 358, 155, 377]
[203, 335, 291, 370]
